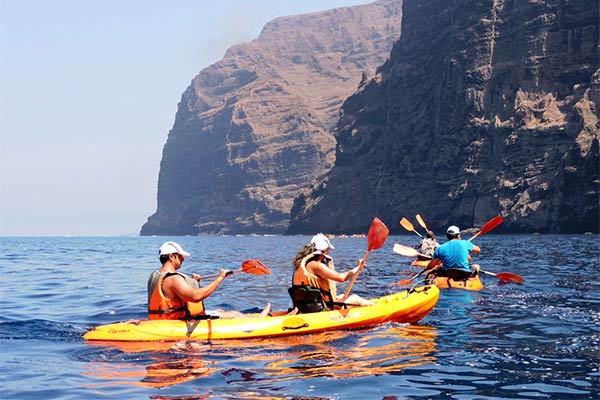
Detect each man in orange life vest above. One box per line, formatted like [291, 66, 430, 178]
[147, 241, 270, 320]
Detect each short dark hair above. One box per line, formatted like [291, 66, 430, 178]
[159, 254, 170, 265]
[446, 232, 459, 240]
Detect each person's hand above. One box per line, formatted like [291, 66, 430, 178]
[192, 273, 201, 281]
[218, 269, 231, 279]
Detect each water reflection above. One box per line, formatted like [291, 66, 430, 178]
[84, 353, 215, 389]
[83, 324, 437, 391]
[253, 325, 438, 380]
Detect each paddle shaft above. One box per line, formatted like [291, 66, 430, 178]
[199, 259, 271, 280]
[400, 263, 432, 284]
[343, 249, 370, 299]
[343, 217, 389, 299]
[200, 269, 238, 280]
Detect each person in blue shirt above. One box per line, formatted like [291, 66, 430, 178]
[426, 225, 481, 280]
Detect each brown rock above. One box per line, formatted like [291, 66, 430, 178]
[141, 0, 402, 235]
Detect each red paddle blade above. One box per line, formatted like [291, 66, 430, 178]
[479, 215, 504, 235]
[497, 272, 523, 284]
[393, 243, 421, 258]
[397, 279, 412, 285]
[241, 259, 272, 275]
[469, 215, 504, 241]
[368, 217, 389, 251]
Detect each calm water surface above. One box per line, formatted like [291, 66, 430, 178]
[0, 234, 598, 399]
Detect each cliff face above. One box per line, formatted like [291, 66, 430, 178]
[289, 0, 599, 234]
[141, 0, 402, 235]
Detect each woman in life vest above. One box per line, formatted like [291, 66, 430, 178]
[148, 241, 271, 320]
[290, 234, 373, 312]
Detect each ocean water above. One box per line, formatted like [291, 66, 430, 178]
[0, 234, 598, 399]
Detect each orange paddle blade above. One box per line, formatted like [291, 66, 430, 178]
[368, 217, 389, 251]
[416, 214, 428, 230]
[241, 259, 272, 275]
[400, 217, 415, 232]
[400, 217, 423, 238]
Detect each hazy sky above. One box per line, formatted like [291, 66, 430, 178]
[0, 0, 373, 236]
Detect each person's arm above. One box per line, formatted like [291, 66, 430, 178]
[426, 258, 441, 271]
[428, 247, 441, 270]
[170, 269, 230, 303]
[310, 261, 360, 283]
[471, 245, 481, 254]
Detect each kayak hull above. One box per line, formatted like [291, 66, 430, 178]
[431, 275, 483, 291]
[83, 286, 439, 342]
[410, 259, 484, 291]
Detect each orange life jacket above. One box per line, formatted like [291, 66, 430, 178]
[292, 251, 337, 305]
[147, 271, 205, 320]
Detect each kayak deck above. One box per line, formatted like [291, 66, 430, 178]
[84, 286, 439, 342]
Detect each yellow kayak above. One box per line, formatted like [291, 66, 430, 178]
[83, 286, 439, 342]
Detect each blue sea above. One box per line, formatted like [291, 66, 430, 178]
[0, 234, 598, 399]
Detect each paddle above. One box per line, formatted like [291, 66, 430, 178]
[415, 214, 428, 231]
[393, 243, 427, 259]
[393, 244, 439, 284]
[468, 215, 503, 242]
[343, 217, 389, 299]
[479, 270, 524, 284]
[200, 259, 272, 280]
[400, 217, 423, 238]
[393, 242, 523, 284]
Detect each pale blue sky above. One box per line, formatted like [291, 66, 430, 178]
[0, 0, 373, 236]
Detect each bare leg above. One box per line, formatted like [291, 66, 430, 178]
[211, 303, 273, 319]
[345, 294, 374, 306]
[258, 302, 271, 317]
[213, 304, 270, 319]
[268, 307, 298, 316]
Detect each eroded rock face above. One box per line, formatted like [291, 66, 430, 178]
[141, 0, 402, 235]
[289, 0, 599, 234]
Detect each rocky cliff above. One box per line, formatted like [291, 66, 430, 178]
[141, 0, 402, 235]
[289, 0, 599, 234]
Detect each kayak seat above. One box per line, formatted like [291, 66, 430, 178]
[288, 285, 328, 314]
